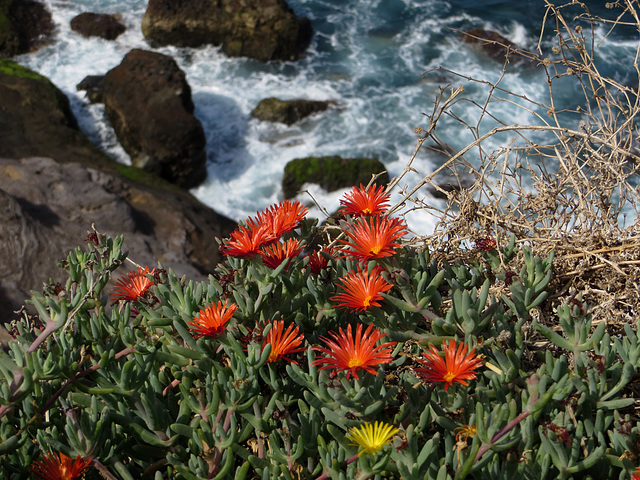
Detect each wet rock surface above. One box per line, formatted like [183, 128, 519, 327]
[70, 12, 126, 40]
[251, 97, 334, 125]
[85, 49, 208, 188]
[141, 0, 312, 61]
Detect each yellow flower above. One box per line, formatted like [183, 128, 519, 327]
[345, 421, 400, 456]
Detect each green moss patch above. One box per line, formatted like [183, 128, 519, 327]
[0, 58, 48, 81]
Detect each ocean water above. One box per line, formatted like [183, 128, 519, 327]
[15, 0, 640, 234]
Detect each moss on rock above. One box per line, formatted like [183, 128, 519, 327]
[282, 155, 389, 199]
[0, 57, 47, 81]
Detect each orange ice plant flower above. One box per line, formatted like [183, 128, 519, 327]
[220, 217, 275, 258]
[257, 200, 308, 238]
[331, 266, 392, 311]
[30, 451, 91, 480]
[312, 323, 396, 380]
[305, 247, 332, 274]
[338, 216, 408, 262]
[110, 266, 156, 302]
[262, 319, 304, 364]
[415, 339, 483, 390]
[188, 300, 238, 339]
[259, 238, 303, 270]
[632, 467, 640, 480]
[339, 183, 391, 217]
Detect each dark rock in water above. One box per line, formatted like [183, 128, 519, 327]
[282, 155, 389, 199]
[70, 12, 126, 40]
[0, 0, 54, 57]
[461, 28, 517, 63]
[98, 49, 207, 189]
[76, 74, 104, 103]
[0, 157, 236, 326]
[252, 97, 334, 125]
[0, 58, 113, 166]
[141, 0, 312, 62]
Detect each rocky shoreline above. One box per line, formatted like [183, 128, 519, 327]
[0, 0, 519, 328]
[0, 0, 365, 327]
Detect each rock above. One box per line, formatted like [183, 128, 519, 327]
[76, 74, 104, 103]
[251, 97, 333, 125]
[0, 59, 237, 323]
[0, 58, 115, 167]
[70, 12, 126, 40]
[0, 157, 237, 324]
[96, 49, 208, 188]
[461, 28, 517, 62]
[141, 0, 312, 62]
[282, 156, 389, 199]
[0, 0, 54, 57]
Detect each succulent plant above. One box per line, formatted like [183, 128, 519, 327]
[1, 187, 639, 479]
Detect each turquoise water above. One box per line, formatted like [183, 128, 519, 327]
[16, 0, 640, 232]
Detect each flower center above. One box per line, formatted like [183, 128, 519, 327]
[362, 295, 373, 307]
[369, 245, 382, 255]
[268, 349, 279, 363]
[362, 207, 372, 214]
[348, 357, 364, 368]
[443, 371, 456, 383]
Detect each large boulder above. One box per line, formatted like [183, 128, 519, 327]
[141, 0, 312, 62]
[84, 49, 208, 188]
[0, 58, 116, 167]
[0, 156, 237, 327]
[251, 97, 333, 125]
[282, 156, 389, 199]
[70, 12, 126, 40]
[0, 0, 53, 57]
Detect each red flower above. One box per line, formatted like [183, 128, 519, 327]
[312, 324, 396, 380]
[188, 300, 238, 339]
[331, 266, 392, 311]
[632, 467, 640, 480]
[259, 238, 303, 270]
[474, 236, 497, 252]
[220, 218, 275, 258]
[305, 248, 332, 274]
[257, 200, 308, 238]
[262, 319, 304, 363]
[415, 339, 483, 390]
[110, 266, 156, 302]
[339, 184, 391, 217]
[31, 451, 91, 480]
[338, 216, 408, 262]
[542, 421, 571, 447]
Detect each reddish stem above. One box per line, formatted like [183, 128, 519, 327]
[474, 408, 532, 462]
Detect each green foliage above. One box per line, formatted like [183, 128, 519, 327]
[1, 221, 639, 480]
